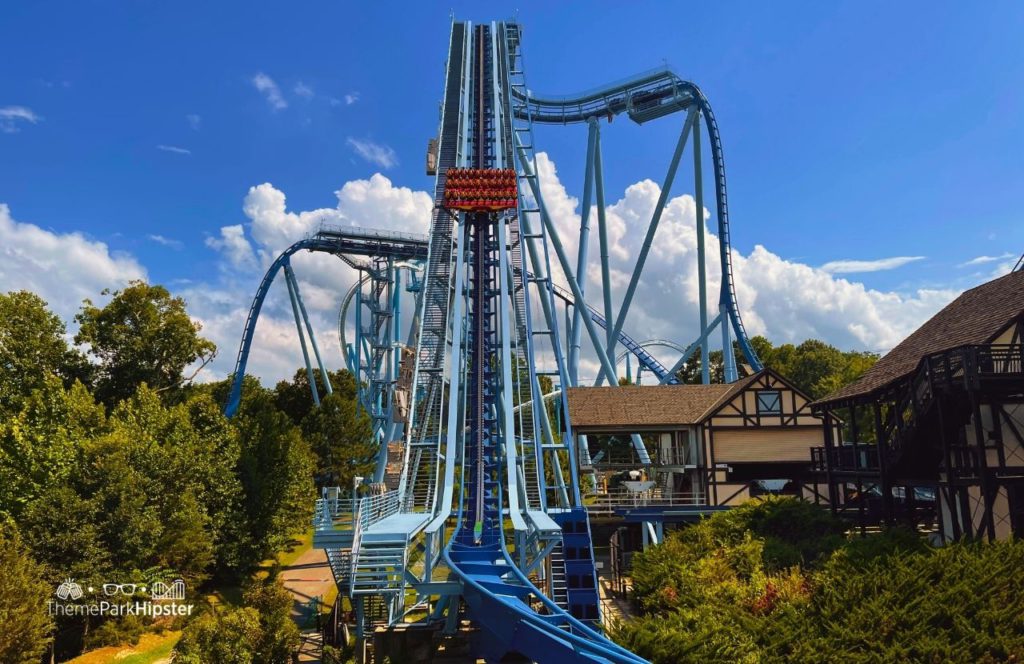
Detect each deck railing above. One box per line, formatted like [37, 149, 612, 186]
[586, 490, 705, 516]
[811, 444, 879, 473]
[356, 489, 402, 532]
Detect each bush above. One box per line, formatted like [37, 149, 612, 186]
[0, 525, 53, 664]
[174, 579, 299, 664]
[83, 615, 145, 649]
[615, 497, 1024, 663]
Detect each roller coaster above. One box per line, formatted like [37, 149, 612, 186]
[225, 18, 761, 663]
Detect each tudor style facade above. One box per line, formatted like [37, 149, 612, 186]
[702, 370, 831, 506]
[567, 369, 830, 515]
[813, 269, 1024, 541]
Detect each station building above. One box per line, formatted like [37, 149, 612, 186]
[567, 368, 829, 522]
[812, 269, 1024, 541]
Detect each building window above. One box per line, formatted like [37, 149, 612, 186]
[756, 390, 781, 415]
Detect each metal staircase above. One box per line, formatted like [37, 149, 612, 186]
[351, 538, 407, 595]
[548, 540, 569, 611]
[400, 21, 468, 513]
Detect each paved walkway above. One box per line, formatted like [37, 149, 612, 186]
[280, 547, 335, 663]
[597, 574, 635, 629]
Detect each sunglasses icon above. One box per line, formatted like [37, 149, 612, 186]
[103, 583, 139, 596]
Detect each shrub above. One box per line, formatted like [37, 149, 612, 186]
[616, 497, 1024, 663]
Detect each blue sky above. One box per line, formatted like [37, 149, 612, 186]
[2, 1, 1023, 381]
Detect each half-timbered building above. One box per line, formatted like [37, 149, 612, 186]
[812, 269, 1024, 540]
[567, 368, 829, 516]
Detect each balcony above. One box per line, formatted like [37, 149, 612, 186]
[585, 489, 705, 517]
[811, 444, 879, 474]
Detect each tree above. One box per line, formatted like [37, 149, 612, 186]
[174, 580, 299, 664]
[0, 526, 53, 664]
[0, 290, 87, 412]
[245, 579, 302, 663]
[74, 281, 216, 406]
[676, 336, 879, 401]
[174, 607, 263, 664]
[20, 486, 112, 588]
[231, 389, 316, 571]
[301, 392, 375, 488]
[274, 368, 360, 426]
[0, 377, 105, 520]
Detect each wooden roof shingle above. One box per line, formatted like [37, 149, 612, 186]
[816, 270, 1024, 405]
[567, 373, 760, 430]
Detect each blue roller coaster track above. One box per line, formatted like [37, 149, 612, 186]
[227, 18, 764, 663]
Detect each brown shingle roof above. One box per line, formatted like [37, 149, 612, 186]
[817, 270, 1024, 405]
[567, 372, 760, 430]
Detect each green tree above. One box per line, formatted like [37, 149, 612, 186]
[231, 389, 316, 571]
[0, 526, 53, 664]
[274, 368, 360, 426]
[0, 290, 87, 411]
[0, 377, 105, 520]
[174, 580, 299, 664]
[614, 497, 1024, 664]
[74, 281, 216, 406]
[245, 579, 302, 663]
[301, 392, 375, 488]
[20, 486, 112, 588]
[174, 607, 263, 664]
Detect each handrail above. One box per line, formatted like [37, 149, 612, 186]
[356, 489, 402, 532]
[314, 224, 430, 245]
[585, 490, 706, 516]
[818, 343, 1023, 474]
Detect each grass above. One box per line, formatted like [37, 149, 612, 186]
[69, 529, 326, 662]
[252, 529, 313, 581]
[116, 632, 180, 664]
[65, 631, 180, 664]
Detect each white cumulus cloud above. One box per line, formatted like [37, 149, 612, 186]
[0, 154, 969, 390]
[0, 204, 146, 320]
[189, 156, 959, 387]
[206, 224, 257, 270]
[527, 153, 956, 379]
[187, 175, 433, 384]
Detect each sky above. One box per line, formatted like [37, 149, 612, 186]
[1, 1, 1022, 385]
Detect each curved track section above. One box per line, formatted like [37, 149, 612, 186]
[510, 68, 762, 371]
[224, 228, 427, 417]
[443, 486, 646, 664]
[547, 279, 676, 383]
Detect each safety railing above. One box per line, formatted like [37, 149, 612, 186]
[585, 490, 705, 516]
[356, 489, 402, 532]
[811, 444, 879, 473]
[314, 224, 429, 245]
[313, 498, 334, 530]
[347, 489, 402, 586]
[313, 486, 346, 530]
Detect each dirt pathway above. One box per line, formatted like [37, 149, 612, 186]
[280, 547, 334, 663]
